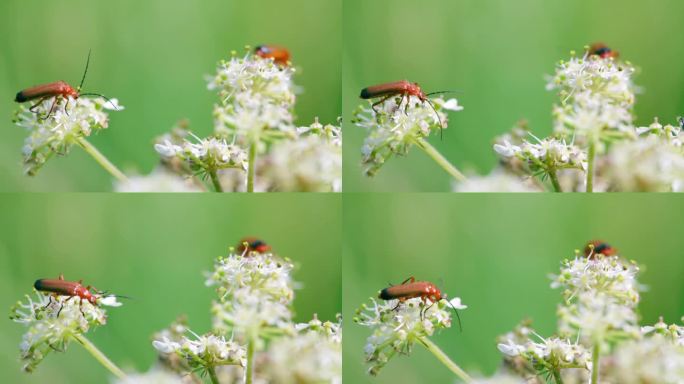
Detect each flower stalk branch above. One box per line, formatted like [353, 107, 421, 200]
[247, 143, 256, 193]
[415, 138, 467, 182]
[419, 336, 473, 383]
[73, 333, 127, 380]
[245, 338, 255, 384]
[209, 169, 223, 192]
[76, 137, 128, 183]
[591, 343, 600, 384]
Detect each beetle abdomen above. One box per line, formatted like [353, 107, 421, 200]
[15, 91, 28, 102]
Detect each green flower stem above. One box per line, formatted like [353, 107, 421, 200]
[208, 366, 220, 384]
[414, 138, 467, 182]
[548, 169, 562, 192]
[419, 337, 473, 383]
[73, 333, 127, 380]
[586, 140, 596, 193]
[591, 343, 600, 384]
[76, 137, 128, 183]
[553, 368, 564, 384]
[245, 338, 255, 384]
[247, 143, 256, 193]
[209, 170, 223, 192]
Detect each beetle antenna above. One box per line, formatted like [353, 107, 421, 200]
[445, 299, 463, 332]
[426, 90, 463, 96]
[79, 93, 120, 111]
[78, 49, 92, 92]
[424, 99, 444, 140]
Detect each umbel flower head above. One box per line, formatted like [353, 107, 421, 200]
[155, 135, 248, 176]
[264, 118, 342, 192]
[13, 96, 122, 176]
[548, 48, 636, 143]
[152, 330, 246, 376]
[206, 248, 295, 338]
[114, 167, 203, 192]
[354, 295, 466, 375]
[551, 249, 641, 343]
[262, 315, 342, 384]
[209, 48, 297, 141]
[497, 322, 591, 374]
[494, 134, 587, 176]
[9, 290, 121, 372]
[353, 96, 463, 176]
[602, 334, 684, 384]
[601, 119, 684, 192]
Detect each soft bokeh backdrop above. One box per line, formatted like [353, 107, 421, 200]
[0, 194, 341, 383]
[343, 0, 684, 191]
[344, 194, 684, 382]
[0, 0, 341, 191]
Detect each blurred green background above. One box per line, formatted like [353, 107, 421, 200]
[0, 0, 341, 191]
[343, 0, 684, 191]
[343, 194, 684, 382]
[0, 194, 341, 383]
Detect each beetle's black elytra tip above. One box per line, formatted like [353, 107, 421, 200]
[15, 92, 27, 103]
[360, 88, 371, 99]
[378, 288, 391, 300]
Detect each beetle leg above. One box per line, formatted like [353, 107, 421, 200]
[38, 97, 59, 121]
[400, 276, 416, 285]
[40, 295, 55, 315]
[29, 97, 48, 113]
[48, 341, 66, 352]
[371, 95, 392, 114]
[391, 297, 406, 311]
[63, 97, 70, 116]
[78, 298, 88, 319]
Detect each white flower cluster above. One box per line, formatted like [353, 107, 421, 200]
[453, 169, 541, 192]
[13, 96, 122, 176]
[601, 120, 684, 192]
[262, 316, 342, 384]
[114, 167, 203, 192]
[354, 96, 463, 176]
[144, 243, 342, 383]
[494, 135, 586, 175]
[149, 50, 341, 192]
[206, 250, 295, 337]
[603, 334, 684, 384]
[10, 290, 120, 372]
[470, 47, 684, 192]
[152, 332, 246, 373]
[493, 243, 684, 383]
[354, 296, 466, 375]
[155, 135, 248, 175]
[498, 329, 591, 372]
[642, 317, 684, 346]
[209, 50, 296, 140]
[265, 119, 342, 192]
[548, 51, 636, 141]
[551, 253, 641, 342]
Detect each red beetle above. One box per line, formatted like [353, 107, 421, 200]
[14, 50, 114, 119]
[360, 80, 455, 138]
[589, 43, 619, 59]
[34, 274, 105, 317]
[379, 276, 462, 329]
[583, 240, 617, 259]
[237, 237, 271, 254]
[255, 45, 290, 66]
